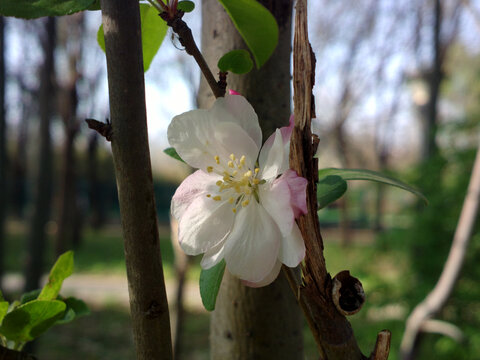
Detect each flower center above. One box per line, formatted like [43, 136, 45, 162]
[205, 153, 265, 213]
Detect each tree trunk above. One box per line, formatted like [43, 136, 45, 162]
[422, 0, 442, 161]
[0, 16, 6, 288]
[24, 17, 56, 292]
[55, 15, 83, 256]
[87, 132, 106, 229]
[199, 1, 304, 359]
[99, 0, 173, 358]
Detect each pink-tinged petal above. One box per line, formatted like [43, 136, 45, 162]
[210, 94, 262, 149]
[261, 114, 294, 166]
[279, 224, 305, 267]
[242, 260, 282, 288]
[229, 89, 241, 95]
[177, 195, 235, 256]
[168, 109, 259, 172]
[224, 200, 280, 283]
[258, 177, 294, 237]
[200, 240, 226, 269]
[171, 170, 221, 220]
[280, 169, 308, 218]
[258, 128, 286, 180]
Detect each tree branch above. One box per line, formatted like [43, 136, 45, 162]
[99, 0, 173, 358]
[400, 143, 480, 360]
[161, 12, 225, 98]
[288, 1, 388, 358]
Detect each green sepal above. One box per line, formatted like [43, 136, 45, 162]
[199, 260, 226, 311]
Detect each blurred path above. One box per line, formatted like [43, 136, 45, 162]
[2, 273, 204, 311]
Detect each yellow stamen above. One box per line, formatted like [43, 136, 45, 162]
[232, 208, 237, 213]
[241, 199, 249, 207]
[206, 194, 211, 198]
[228, 161, 234, 168]
[216, 180, 223, 187]
[244, 170, 252, 178]
[232, 170, 238, 176]
[254, 168, 260, 174]
[214, 155, 220, 164]
[213, 195, 222, 201]
[207, 166, 213, 173]
[240, 155, 246, 165]
[228, 197, 234, 204]
[253, 178, 260, 185]
[229, 154, 235, 161]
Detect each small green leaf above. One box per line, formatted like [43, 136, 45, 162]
[200, 260, 226, 311]
[56, 297, 90, 324]
[0, 300, 66, 343]
[0, 0, 95, 19]
[97, 4, 168, 72]
[318, 168, 428, 204]
[317, 175, 348, 209]
[164, 147, 186, 164]
[218, 49, 253, 74]
[38, 251, 74, 301]
[218, 0, 278, 68]
[177, 0, 195, 12]
[20, 290, 41, 305]
[0, 302, 9, 325]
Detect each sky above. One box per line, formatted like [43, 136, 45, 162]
[3, 0, 480, 175]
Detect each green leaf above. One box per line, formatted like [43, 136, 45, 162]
[0, 302, 9, 325]
[0, 0, 95, 19]
[177, 0, 195, 12]
[163, 147, 186, 164]
[318, 168, 428, 204]
[199, 260, 226, 311]
[20, 290, 41, 305]
[97, 4, 168, 72]
[317, 175, 348, 209]
[218, 49, 253, 74]
[218, 0, 278, 68]
[56, 297, 90, 324]
[38, 251, 74, 301]
[0, 300, 66, 343]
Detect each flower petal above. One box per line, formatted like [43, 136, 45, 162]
[242, 260, 282, 288]
[224, 200, 280, 283]
[210, 94, 262, 149]
[200, 240, 226, 269]
[280, 169, 308, 218]
[279, 224, 305, 267]
[168, 108, 259, 172]
[258, 176, 294, 237]
[178, 194, 235, 256]
[171, 170, 221, 220]
[258, 128, 286, 180]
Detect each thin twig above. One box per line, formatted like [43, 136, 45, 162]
[161, 13, 225, 98]
[400, 143, 480, 360]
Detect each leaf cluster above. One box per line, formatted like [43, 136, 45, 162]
[0, 252, 89, 352]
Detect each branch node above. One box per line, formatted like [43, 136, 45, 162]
[331, 270, 365, 316]
[369, 330, 391, 360]
[85, 118, 113, 142]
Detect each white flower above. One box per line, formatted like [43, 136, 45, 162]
[168, 94, 307, 287]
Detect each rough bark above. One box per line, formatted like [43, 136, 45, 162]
[24, 17, 56, 292]
[198, 1, 304, 359]
[288, 1, 388, 358]
[99, 0, 173, 359]
[0, 16, 6, 288]
[400, 144, 480, 360]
